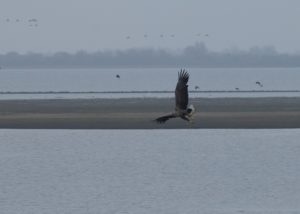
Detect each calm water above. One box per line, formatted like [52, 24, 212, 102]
[0, 67, 300, 99]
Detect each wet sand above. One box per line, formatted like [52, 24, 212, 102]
[1, 97, 300, 129]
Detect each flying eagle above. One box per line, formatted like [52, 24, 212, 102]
[155, 69, 195, 123]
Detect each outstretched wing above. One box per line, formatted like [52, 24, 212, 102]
[175, 69, 189, 110]
[154, 113, 177, 123]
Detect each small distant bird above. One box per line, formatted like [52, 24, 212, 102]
[126, 36, 131, 39]
[195, 86, 199, 90]
[28, 18, 38, 22]
[205, 34, 209, 37]
[256, 81, 263, 87]
[235, 87, 240, 91]
[155, 69, 195, 123]
[116, 74, 120, 78]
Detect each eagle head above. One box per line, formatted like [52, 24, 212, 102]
[187, 104, 195, 116]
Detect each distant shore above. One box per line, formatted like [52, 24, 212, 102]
[1, 97, 300, 129]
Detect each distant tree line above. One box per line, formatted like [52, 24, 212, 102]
[1, 43, 300, 68]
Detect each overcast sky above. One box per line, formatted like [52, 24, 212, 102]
[1, 0, 300, 54]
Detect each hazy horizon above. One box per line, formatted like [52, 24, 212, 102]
[1, 0, 300, 54]
[1, 42, 300, 68]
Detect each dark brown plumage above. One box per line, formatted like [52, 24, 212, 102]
[155, 69, 195, 124]
[175, 69, 189, 110]
[155, 114, 177, 123]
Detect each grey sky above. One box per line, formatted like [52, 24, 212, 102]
[1, 0, 300, 53]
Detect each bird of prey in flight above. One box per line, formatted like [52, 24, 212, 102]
[155, 69, 195, 123]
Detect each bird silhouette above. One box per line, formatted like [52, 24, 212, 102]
[256, 81, 263, 87]
[155, 70, 195, 123]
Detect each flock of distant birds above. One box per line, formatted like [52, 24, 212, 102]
[2, 17, 39, 27]
[0, 18, 263, 93]
[0, 68, 266, 91]
[125, 33, 209, 40]
[2, 17, 212, 41]
[114, 73, 264, 91]
[0, 67, 266, 91]
[234, 81, 263, 91]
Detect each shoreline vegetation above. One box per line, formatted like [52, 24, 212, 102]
[1, 43, 300, 69]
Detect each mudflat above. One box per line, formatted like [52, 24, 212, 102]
[1, 97, 300, 129]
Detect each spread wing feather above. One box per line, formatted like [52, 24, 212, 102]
[175, 69, 189, 110]
[154, 113, 177, 123]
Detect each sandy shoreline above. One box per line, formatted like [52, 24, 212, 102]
[1, 97, 300, 129]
